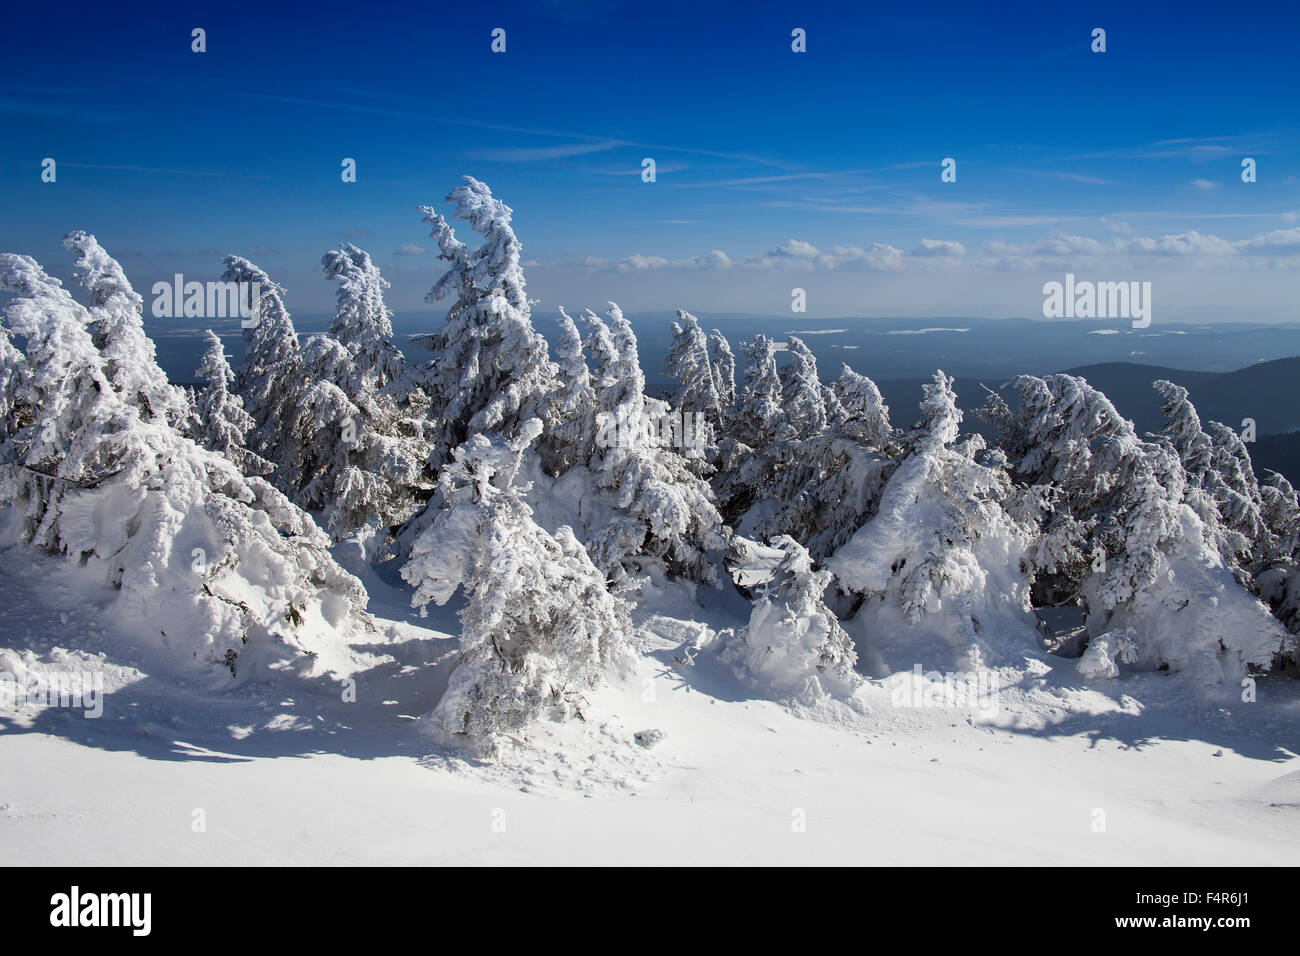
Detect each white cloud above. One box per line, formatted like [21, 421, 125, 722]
[748, 241, 908, 272]
[911, 239, 967, 257]
[1024, 170, 1113, 185]
[956, 215, 1087, 227]
[615, 254, 669, 272]
[1239, 228, 1300, 255]
[557, 224, 1300, 278]
[975, 227, 1300, 268]
[1029, 234, 1107, 256]
[772, 239, 821, 260]
[1121, 230, 1236, 256]
[468, 141, 621, 162]
[1080, 137, 1251, 162]
[582, 250, 732, 273]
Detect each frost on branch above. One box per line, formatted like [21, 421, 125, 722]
[401, 183, 724, 585]
[833, 364, 893, 448]
[221, 245, 431, 544]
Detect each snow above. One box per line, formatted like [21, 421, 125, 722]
[1077, 629, 1134, 679]
[722, 535, 860, 702]
[1, 543, 1296, 865]
[885, 328, 971, 335]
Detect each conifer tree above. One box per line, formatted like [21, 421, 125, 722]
[402, 420, 632, 752]
[195, 329, 272, 475]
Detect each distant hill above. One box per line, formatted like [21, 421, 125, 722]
[1187, 357, 1300, 435]
[1246, 433, 1300, 485]
[1055, 363, 1217, 434]
[1060, 358, 1300, 484]
[1063, 357, 1300, 437]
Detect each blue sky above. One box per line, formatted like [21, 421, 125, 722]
[2, 0, 1299, 321]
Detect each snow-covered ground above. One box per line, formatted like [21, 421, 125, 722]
[2, 543, 1296, 866]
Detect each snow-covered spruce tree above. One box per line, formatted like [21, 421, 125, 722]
[755, 363, 900, 560]
[291, 330, 430, 542]
[1261, 471, 1300, 564]
[703, 326, 752, 513]
[0, 256, 122, 545]
[1256, 471, 1300, 660]
[994, 373, 1286, 680]
[709, 329, 737, 413]
[401, 419, 632, 753]
[321, 243, 406, 390]
[733, 335, 830, 515]
[975, 380, 1091, 610]
[229, 244, 429, 543]
[538, 307, 598, 475]
[62, 231, 190, 429]
[0, 247, 370, 676]
[0, 329, 25, 445]
[1153, 380, 1265, 577]
[780, 336, 828, 441]
[712, 333, 786, 521]
[828, 372, 1040, 671]
[724, 534, 860, 702]
[724, 334, 892, 553]
[280, 249, 433, 542]
[226, 255, 304, 487]
[415, 177, 556, 470]
[975, 385, 1018, 453]
[833, 364, 894, 448]
[664, 309, 721, 459]
[579, 303, 727, 583]
[291, 335, 362, 506]
[195, 329, 272, 476]
[734, 334, 785, 448]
